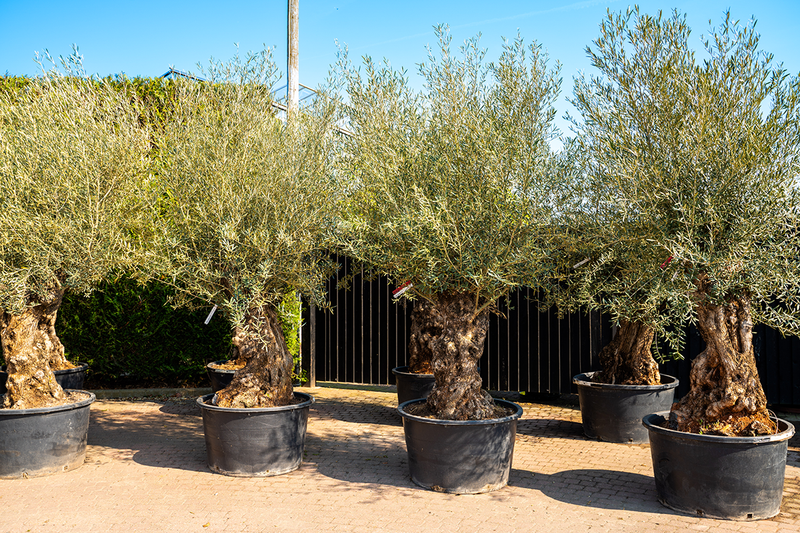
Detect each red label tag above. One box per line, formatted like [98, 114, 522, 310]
[659, 256, 673, 269]
[392, 281, 413, 298]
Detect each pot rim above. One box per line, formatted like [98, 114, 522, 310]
[0, 390, 95, 416]
[1, 361, 89, 374]
[391, 366, 434, 377]
[54, 362, 89, 375]
[397, 397, 523, 425]
[643, 411, 796, 444]
[197, 392, 314, 413]
[206, 359, 240, 372]
[573, 371, 678, 391]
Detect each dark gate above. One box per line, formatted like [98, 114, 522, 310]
[302, 258, 800, 406]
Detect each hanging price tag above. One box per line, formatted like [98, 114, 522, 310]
[392, 281, 413, 299]
[572, 258, 589, 269]
[204, 305, 218, 325]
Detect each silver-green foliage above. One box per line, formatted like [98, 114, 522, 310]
[563, 8, 800, 356]
[337, 26, 565, 307]
[150, 49, 340, 328]
[0, 51, 150, 314]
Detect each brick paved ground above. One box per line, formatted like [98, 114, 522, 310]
[1, 384, 799, 533]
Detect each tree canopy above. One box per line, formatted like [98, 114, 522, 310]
[560, 8, 800, 357]
[0, 51, 150, 314]
[147, 48, 341, 329]
[335, 26, 567, 309]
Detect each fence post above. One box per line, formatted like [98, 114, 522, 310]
[301, 301, 317, 387]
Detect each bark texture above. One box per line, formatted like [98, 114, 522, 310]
[407, 299, 440, 374]
[1, 288, 70, 409]
[670, 286, 775, 436]
[594, 320, 660, 385]
[425, 292, 500, 420]
[214, 304, 294, 408]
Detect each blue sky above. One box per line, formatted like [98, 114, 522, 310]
[2, 0, 799, 138]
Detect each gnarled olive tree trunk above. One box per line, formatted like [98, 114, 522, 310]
[407, 299, 441, 374]
[1, 288, 71, 409]
[594, 319, 660, 385]
[425, 292, 496, 420]
[670, 290, 775, 436]
[214, 304, 294, 408]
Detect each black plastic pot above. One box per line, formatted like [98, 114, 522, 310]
[643, 412, 795, 520]
[573, 372, 678, 443]
[0, 362, 89, 395]
[392, 366, 435, 405]
[54, 362, 89, 390]
[197, 392, 313, 477]
[398, 398, 523, 494]
[0, 391, 95, 478]
[206, 360, 237, 393]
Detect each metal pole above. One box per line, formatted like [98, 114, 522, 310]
[287, 0, 299, 116]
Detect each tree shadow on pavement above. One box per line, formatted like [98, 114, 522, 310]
[516, 417, 587, 441]
[303, 425, 414, 491]
[509, 468, 671, 515]
[311, 396, 403, 427]
[87, 400, 208, 473]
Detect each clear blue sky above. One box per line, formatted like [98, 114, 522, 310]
[2, 0, 799, 138]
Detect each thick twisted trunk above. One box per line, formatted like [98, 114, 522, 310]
[424, 292, 497, 420]
[214, 304, 294, 408]
[407, 299, 441, 374]
[670, 291, 775, 436]
[1, 288, 70, 409]
[594, 319, 660, 385]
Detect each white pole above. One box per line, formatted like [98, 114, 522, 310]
[287, 0, 299, 116]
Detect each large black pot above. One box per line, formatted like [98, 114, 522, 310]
[0, 362, 89, 395]
[0, 391, 95, 478]
[398, 398, 523, 494]
[573, 371, 678, 443]
[206, 360, 237, 393]
[643, 412, 795, 520]
[392, 366, 435, 405]
[197, 392, 313, 477]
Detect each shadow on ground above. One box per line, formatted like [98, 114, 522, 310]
[87, 400, 208, 473]
[303, 421, 411, 487]
[509, 468, 670, 514]
[516, 417, 587, 441]
[311, 396, 403, 427]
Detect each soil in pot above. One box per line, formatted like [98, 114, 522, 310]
[573, 371, 678, 443]
[643, 411, 795, 520]
[0, 391, 95, 478]
[197, 392, 313, 477]
[206, 359, 241, 393]
[398, 397, 523, 494]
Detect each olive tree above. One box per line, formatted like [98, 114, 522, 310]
[568, 8, 800, 435]
[0, 53, 150, 409]
[336, 27, 564, 420]
[149, 50, 340, 408]
[548, 139, 671, 387]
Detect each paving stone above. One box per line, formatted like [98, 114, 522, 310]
[0, 384, 798, 532]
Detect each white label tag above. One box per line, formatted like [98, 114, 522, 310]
[204, 305, 218, 325]
[572, 258, 589, 269]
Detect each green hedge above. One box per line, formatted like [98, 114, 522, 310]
[56, 276, 233, 388]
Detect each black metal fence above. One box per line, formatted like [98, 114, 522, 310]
[302, 257, 800, 406]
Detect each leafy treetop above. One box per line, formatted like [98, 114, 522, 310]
[148, 48, 341, 328]
[558, 8, 800, 357]
[0, 50, 151, 314]
[336, 26, 568, 310]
